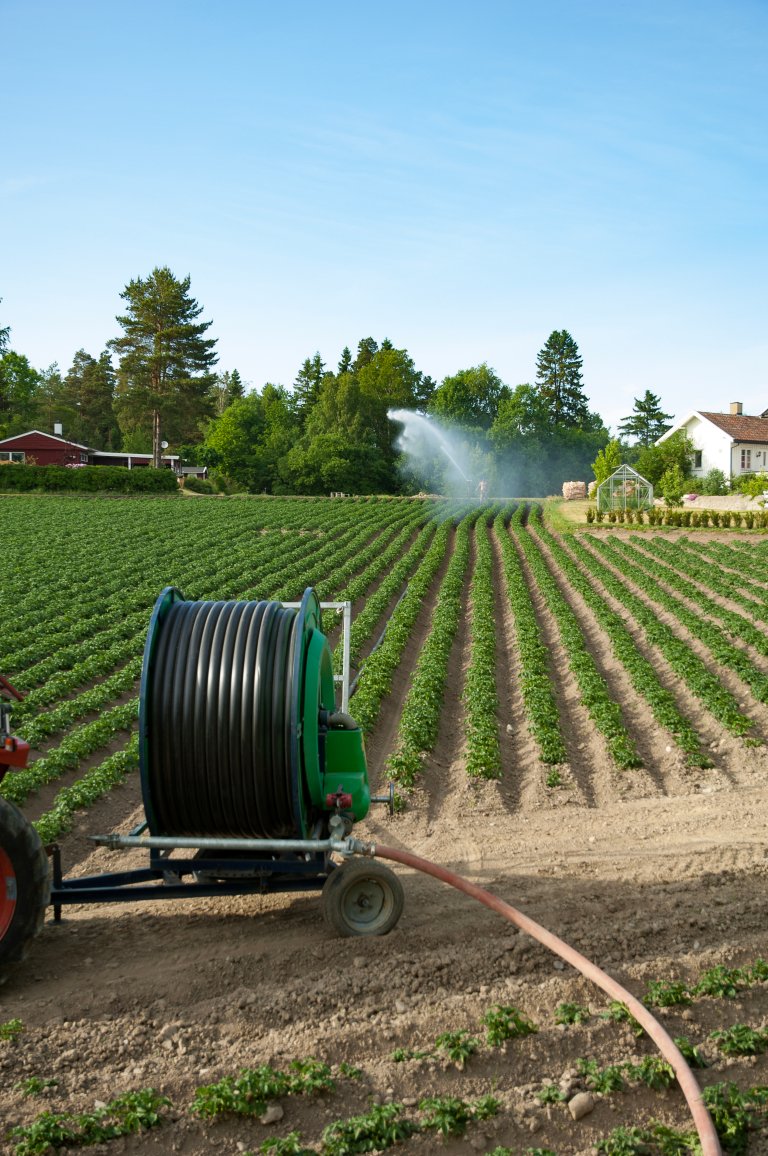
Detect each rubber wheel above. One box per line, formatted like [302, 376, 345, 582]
[0, 797, 50, 977]
[322, 859, 404, 937]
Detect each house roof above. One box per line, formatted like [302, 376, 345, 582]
[657, 410, 768, 446]
[0, 429, 93, 451]
[697, 412, 768, 444]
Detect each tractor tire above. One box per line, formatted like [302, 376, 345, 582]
[0, 797, 50, 977]
[322, 858, 404, 937]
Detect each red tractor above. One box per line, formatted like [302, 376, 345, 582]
[0, 675, 50, 974]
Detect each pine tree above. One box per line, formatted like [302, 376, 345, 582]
[293, 353, 326, 423]
[110, 267, 218, 466]
[353, 337, 378, 374]
[535, 330, 589, 427]
[212, 369, 246, 416]
[0, 299, 9, 356]
[337, 346, 352, 375]
[618, 390, 673, 446]
[228, 368, 245, 400]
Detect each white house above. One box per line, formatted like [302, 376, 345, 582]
[657, 402, 768, 483]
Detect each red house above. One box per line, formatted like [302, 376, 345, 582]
[0, 430, 180, 470]
[0, 430, 91, 466]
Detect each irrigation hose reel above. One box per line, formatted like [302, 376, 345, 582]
[132, 585, 403, 936]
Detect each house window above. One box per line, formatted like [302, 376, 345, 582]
[693, 451, 702, 469]
[80, 453, 88, 463]
[741, 448, 751, 471]
[0, 451, 25, 463]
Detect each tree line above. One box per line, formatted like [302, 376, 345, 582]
[0, 269, 677, 495]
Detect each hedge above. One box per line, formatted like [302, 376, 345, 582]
[0, 464, 179, 493]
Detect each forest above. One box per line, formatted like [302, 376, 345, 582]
[0, 268, 677, 496]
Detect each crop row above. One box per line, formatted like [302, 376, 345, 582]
[633, 534, 768, 616]
[4, 505, 430, 812]
[2, 703, 138, 808]
[385, 511, 475, 788]
[2, 496, 361, 631]
[463, 513, 502, 779]
[15, 502, 398, 719]
[531, 521, 710, 766]
[588, 535, 768, 706]
[340, 521, 439, 669]
[494, 507, 566, 765]
[7, 511, 338, 677]
[519, 509, 641, 770]
[690, 536, 768, 587]
[350, 517, 456, 734]
[564, 535, 754, 737]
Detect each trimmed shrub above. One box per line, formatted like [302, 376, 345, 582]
[703, 468, 728, 496]
[183, 475, 215, 494]
[0, 464, 179, 494]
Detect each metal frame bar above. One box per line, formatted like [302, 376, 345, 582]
[47, 832, 375, 917]
[91, 834, 346, 852]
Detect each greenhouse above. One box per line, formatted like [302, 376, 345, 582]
[597, 464, 654, 511]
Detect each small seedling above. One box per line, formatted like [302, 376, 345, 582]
[703, 1081, 768, 1155]
[337, 1061, 363, 1080]
[709, 1023, 768, 1057]
[287, 1057, 335, 1094]
[601, 1001, 644, 1037]
[259, 1133, 313, 1156]
[419, 1094, 499, 1137]
[599, 1120, 696, 1156]
[190, 1059, 334, 1118]
[694, 965, 745, 999]
[546, 768, 563, 788]
[321, 1102, 418, 1155]
[554, 1001, 590, 1025]
[747, 957, 768, 982]
[596, 1125, 650, 1155]
[624, 1055, 675, 1090]
[644, 980, 692, 1007]
[482, 1004, 537, 1046]
[0, 1018, 23, 1041]
[391, 1046, 432, 1062]
[536, 1083, 566, 1104]
[435, 1029, 479, 1067]
[673, 1036, 708, 1069]
[576, 1058, 626, 1093]
[9, 1089, 169, 1156]
[13, 1077, 59, 1098]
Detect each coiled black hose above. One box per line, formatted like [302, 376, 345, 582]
[146, 599, 300, 838]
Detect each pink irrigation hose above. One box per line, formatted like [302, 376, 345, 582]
[373, 844, 721, 1156]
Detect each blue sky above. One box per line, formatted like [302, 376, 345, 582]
[2, 0, 766, 433]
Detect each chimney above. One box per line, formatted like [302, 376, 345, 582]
[53, 422, 63, 436]
[730, 402, 743, 416]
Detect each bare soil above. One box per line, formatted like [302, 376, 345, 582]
[2, 526, 768, 1155]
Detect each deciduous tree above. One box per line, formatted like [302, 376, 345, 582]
[634, 429, 694, 486]
[0, 352, 43, 437]
[428, 364, 508, 430]
[591, 438, 622, 487]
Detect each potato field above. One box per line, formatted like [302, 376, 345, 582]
[1, 493, 768, 1156]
